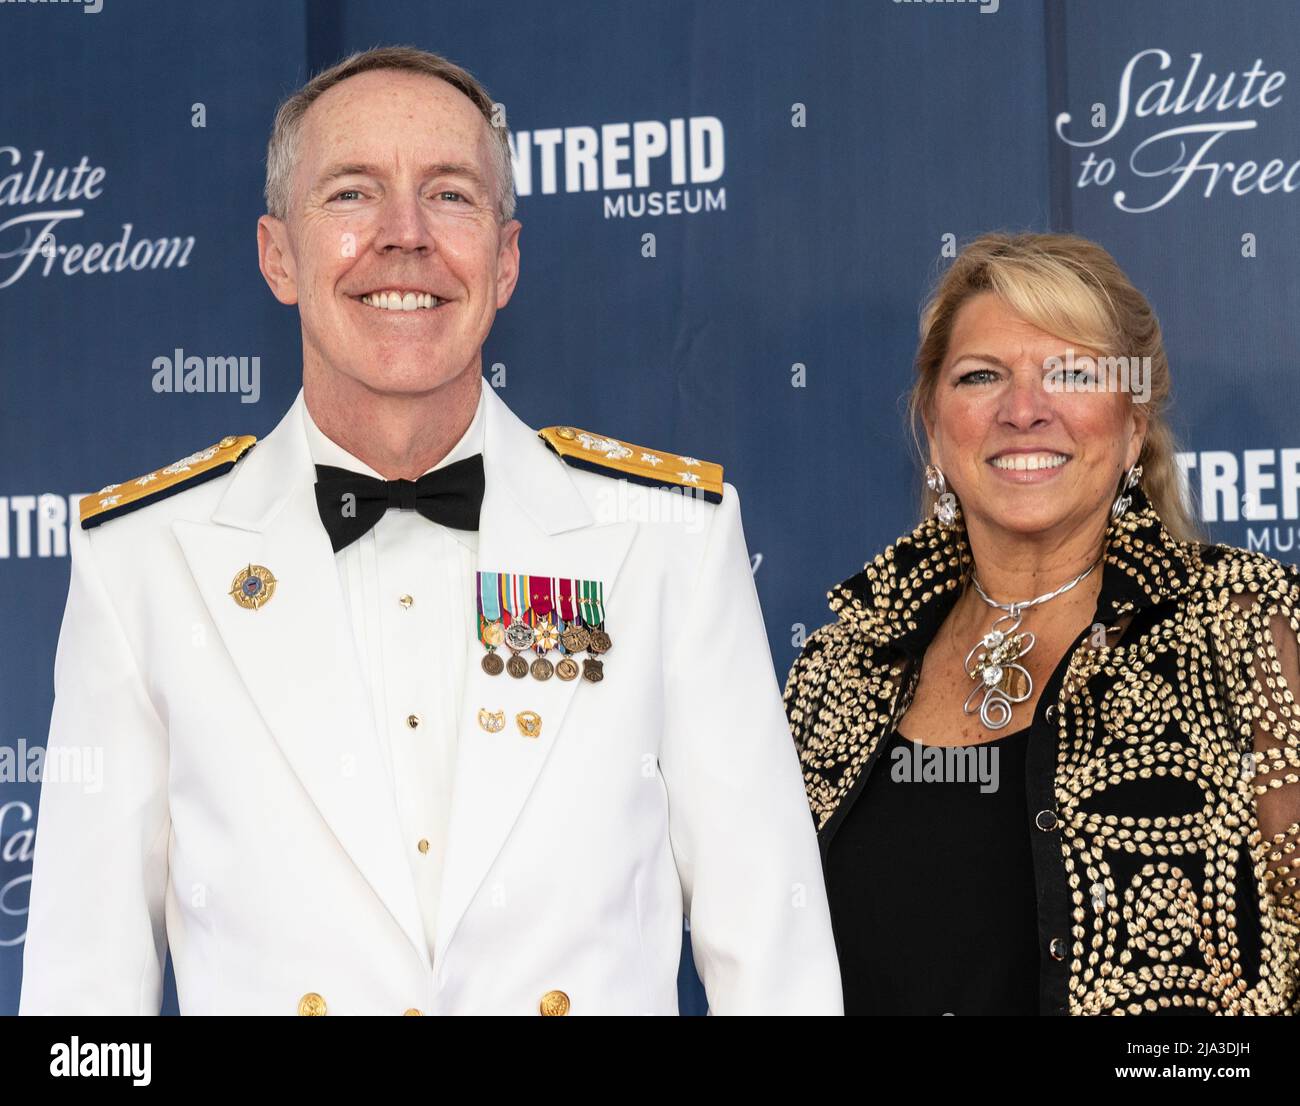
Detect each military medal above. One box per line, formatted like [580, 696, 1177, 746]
[481, 617, 506, 675]
[528, 580, 559, 681]
[477, 574, 507, 675]
[504, 620, 535, 650]
[553, 578, 584, 679]
[534, 615, 560, 652]
[560, 624, 590, 652]
[504, 618, 534, 679]
[501, 573, 534, 678]
[475, 570, 611, 684]
[577, 577, 612, 680]
[557, 577, 589, 654]
[504, 654, 528, 678]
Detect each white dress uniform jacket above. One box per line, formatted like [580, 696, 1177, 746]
[302, 390, 484, 962]
[20, 383, 843, 1015]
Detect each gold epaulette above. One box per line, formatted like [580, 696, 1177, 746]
[80, 434, 257, 529]
[538, 425, 723, 503]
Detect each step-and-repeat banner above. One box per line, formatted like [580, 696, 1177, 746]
[3, 0, 1298, 1014]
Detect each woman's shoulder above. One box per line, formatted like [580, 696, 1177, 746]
[784, 617, 860, 696]
[783, 612, 911, 729]
[786, 517, 960, 694]
[819, 516, 968, 639]
[1183, 538, 1300, 608]
[783, 612, 911, 830]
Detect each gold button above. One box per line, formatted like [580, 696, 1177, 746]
[404, 1007, 423, 1016]
[218, 435, 238, 449]
[406, 713, 421, 729]
[399, 594, 414, 609]
[556, 426, 576, 440]
[417, 838, 430, 854]
[539, 989, 570, 1016]
[297, 991, 327, 1016]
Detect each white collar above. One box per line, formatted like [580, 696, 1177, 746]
[301, 385, 487, 479]
[211, 382, 592, 538]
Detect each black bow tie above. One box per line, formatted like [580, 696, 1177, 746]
[313, 456, 485, 553]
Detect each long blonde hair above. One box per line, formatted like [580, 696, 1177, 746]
[907, 232, 1204, 543]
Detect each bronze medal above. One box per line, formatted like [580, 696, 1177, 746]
[560, 624, 591, 654]
[481, 652, 505, 676]
[587, 629, 612, 655]
[555, 656, 580, 681]
[530, 657, 554, 681]
[506, 653, 529, 679]
[581, 657, 604, 683]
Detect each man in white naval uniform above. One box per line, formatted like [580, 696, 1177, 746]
[19, 46, 842, 1016]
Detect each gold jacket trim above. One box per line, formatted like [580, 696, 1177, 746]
[79, 435, 257, 529]
[538, 425, 723, 503]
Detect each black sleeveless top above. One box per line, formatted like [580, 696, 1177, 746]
[824, 722, 1040, 1015]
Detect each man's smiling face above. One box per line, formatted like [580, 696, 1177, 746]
[258, 69, 520, 397]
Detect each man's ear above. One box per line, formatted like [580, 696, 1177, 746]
[257, 215, 299, 306]
[494, 219, 522, 310]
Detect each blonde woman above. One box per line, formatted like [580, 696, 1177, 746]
[786, 233, 1300, 1015]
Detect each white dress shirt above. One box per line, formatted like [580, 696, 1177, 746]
[301, 391, 484, 963]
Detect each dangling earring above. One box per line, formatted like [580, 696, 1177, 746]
[1110, 462, 1143, 521]
[925, 463, 959, 527]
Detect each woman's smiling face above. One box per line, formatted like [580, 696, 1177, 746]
[925, 291, 1147, 542]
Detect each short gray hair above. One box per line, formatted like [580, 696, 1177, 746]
[264, 45, 516, 223]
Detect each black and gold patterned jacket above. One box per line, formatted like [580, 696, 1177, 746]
[785, 483, 1300, 1015]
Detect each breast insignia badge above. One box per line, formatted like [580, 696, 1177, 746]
[230, 564, 277, 610]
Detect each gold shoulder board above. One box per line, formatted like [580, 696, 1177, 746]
[538, 425, 723, 503]
[80, 434, 257, 529]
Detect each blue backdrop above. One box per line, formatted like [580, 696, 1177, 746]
[4, 0, 1299, 1015]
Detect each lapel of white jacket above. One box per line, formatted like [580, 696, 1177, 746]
[432, 385, 636, 966]
[170, 391, 432, 972]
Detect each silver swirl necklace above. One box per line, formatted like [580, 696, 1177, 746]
[961, 557, 1101, 729]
